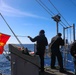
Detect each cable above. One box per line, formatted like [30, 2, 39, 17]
[59, 22, 66, 28]
[36, 0, 69, 28]
[69, 0, 76, 7]
[39, 0, 73, 29]
[12, 35, 28, 37]
[0, 13, 24, 48]
[36, 0, 53, 16]
[36, 0, 65, 28]
[59, 20, 67, 27]
[36, 0, 74, 42]
[39, 0, 55, 15]
[39, 0, 67, 28]
[48, 0, 71, 27]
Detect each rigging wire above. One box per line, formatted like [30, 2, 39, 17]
[36, 0, 74, 44]
[39, 0, 55, 15]
[60, 21, 68, 27]
[0, 13, 24, 48]
[36, 0, 53, 16]
[39, 0, 67, 28]
[0, 13, 27, 61]
[36, 0, 68, 28]
[48, 0, 71, 27]
[69, 0, 76, 7]
[59, 22, 66, 28]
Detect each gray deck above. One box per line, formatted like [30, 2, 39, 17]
[8, 44, 75, 75]
[39, 67, 74, 75]
[39, 71, 74, 75]
[0, 68, 74, 75]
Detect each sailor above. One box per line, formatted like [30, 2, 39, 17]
[28, 30, 48, 72]
[70, 40, 76, 74]
[49, 33, 66, 73]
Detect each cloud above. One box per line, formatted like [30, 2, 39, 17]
[0, 0, 48, 19]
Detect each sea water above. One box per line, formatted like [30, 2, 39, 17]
[0, 44, 75, 74]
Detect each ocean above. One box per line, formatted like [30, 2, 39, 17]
[0, 44, 75, 75]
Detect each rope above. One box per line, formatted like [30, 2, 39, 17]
[0, 13, 24, 48]
[0, 13, 26, 61]
[36, 0, 53, 16]
[11, 35, 28, 37]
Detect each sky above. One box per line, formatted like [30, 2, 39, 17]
[0, 0, 76, 44]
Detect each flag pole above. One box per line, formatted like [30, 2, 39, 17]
[0, 13, 24, 48]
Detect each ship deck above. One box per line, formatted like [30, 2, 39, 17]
[39, 67, 74, 75]
[0, 67, 74, 75]
[8, 44, 75, 75]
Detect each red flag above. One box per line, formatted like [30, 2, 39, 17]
[0, 33, 10, 54]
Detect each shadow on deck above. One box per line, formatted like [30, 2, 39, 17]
[39, 69, 74, 75]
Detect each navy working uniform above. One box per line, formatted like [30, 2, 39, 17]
[49, 33, 65, 73]
[70, 41, 76, 74]
[70, 41, 76, 59]
[28, 30, 48, 72]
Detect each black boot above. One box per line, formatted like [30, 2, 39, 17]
[59, 68, 66, 73]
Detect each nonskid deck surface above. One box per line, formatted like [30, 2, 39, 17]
[0, 69, 74, 75]
[39, 66, 74, 75]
